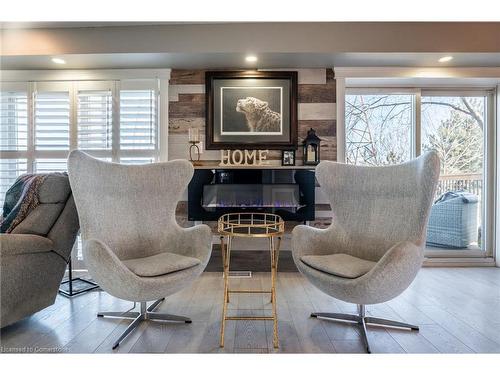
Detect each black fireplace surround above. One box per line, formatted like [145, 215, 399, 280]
[188, 168, 315, 222]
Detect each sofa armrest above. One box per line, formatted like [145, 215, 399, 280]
[0, 234, 54, 257]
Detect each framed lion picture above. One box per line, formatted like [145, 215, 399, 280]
[205, 71, 298, 149]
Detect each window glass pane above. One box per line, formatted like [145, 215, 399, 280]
[422, 96, 485, 251]
[0, 91, 28, 151]
[77, 90, 113, 150]
[345, 94, 414, 166]
[120, 90, 156, 150]
[35, 91, 70, 150]
[0, 159, 27, 207]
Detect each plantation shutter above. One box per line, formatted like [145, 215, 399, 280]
[119, 80, 158, 151]
[34, 83, 71, 151]
[76, 82, 114, 151]
[0, 159, 28, 206]
[0, 83, 28, 152]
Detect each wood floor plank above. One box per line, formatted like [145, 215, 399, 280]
[128, 280, 200, 353]
[2, 268, 500, 354]
[417, 324, 474, 353]
[164, 274, 221, 353]
[0, 292, 89, 349]
[62, 296, 132, 353]
[233, 275, 269, 351]
[417, 304, 500, 353]
[386, 328, 439, 353]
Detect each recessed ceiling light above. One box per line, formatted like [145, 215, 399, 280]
[245, 55, 258, 63]
[51, 57, 66, 64]
[438, 56, 453, 63]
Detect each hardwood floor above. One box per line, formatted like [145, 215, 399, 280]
[1, 268, 500, 354]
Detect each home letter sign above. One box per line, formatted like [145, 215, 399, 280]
[219, 149, 269, 166]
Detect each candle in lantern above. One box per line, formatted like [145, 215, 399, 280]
[189, 128, 200, 143]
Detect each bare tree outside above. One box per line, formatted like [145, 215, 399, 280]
[345, 94, 484, 175]
[345, 94, 413, 166]
[421, 96, 484, 175]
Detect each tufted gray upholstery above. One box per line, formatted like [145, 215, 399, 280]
[292, 151, 440, 305]
[67, 151, 212, 303]
[0, 173, 79, 328]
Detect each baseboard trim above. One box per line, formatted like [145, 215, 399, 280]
[423, 256, 497, 267]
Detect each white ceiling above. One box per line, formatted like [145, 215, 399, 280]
[2, 52, 500, 70]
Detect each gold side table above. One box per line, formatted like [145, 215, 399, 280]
[218, 212, 284, 349]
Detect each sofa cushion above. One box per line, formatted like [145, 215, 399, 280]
[11, 203, 65, 236]
[39, 173, 71, 204]
[122, 252, 201, 277]
[0, 234, 54, 256]
[301, 253, 376, 279]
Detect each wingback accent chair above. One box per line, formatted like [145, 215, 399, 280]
[68, 151, 212, 349]
[0, 173, 79, 328]
[292, 151, 440, 353]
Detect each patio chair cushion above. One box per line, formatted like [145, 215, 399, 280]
[301, 253, 376, 279]
[122, 252, 201, 277]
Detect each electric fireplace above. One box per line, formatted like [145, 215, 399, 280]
[188, 168, 315, 222]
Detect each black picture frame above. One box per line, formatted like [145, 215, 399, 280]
[206, 71, 298, 150]
[282, 150, 296, 166]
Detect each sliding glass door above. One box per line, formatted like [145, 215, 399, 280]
[345, 89, 494, 257]
[421, 94, 486, 252]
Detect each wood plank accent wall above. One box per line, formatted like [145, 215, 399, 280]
[169, 69, 336, 234]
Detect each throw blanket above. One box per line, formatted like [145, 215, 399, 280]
[0, 174, 49, 233]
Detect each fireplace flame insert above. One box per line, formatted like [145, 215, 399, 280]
[188, 168, 315, 222]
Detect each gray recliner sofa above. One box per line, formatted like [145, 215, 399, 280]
[0, 173, 80, 328]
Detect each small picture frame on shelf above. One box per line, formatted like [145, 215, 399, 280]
[281, 150, 296, 166]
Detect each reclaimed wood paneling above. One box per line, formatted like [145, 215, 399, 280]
[320, 136, 337, 161]
[169, 84, 205, 101]
[169, 101, 205, 118]
[298, 103, 336, 121]
[170, 70, 206, 85]
[299, 120, 336, 137]
[298, 84, 336, 103]
[169, 117, 205, 134]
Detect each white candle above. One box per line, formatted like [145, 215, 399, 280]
[189, 128, 200, 143]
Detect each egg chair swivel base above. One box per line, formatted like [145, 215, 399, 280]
[311, 304, 418, 353]
[97, 298, 192, 350]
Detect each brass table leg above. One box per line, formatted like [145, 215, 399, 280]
[219, 232, 281, 349]
[269, 236, 281, 349]
[220, 235, 229, 348]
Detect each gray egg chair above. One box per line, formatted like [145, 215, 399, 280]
[292, 151, 440, 353]
[68, 151, 212, 349]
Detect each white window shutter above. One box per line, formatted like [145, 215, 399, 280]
[0, 88, 28, 152]
[119, 83, 157, 151]
[76, 83, 114, 151]
[34, 90, 71, 151]
[0, 159, 28, 206]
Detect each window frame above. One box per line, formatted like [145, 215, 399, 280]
[334, 68, 500, 265]
[1, 70, 170, 271]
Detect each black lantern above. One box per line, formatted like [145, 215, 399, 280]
[302, 128, 321, 165]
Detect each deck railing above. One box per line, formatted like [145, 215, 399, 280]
[436, 173, 483, 198]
